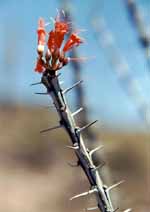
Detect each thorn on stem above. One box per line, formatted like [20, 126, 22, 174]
[35, 92, 48, 95]
[67, 161, 80, 167]
[30, 82, 42, 86]
[79, 120, 98, 133]
[62, 80, 83, 94]
[40, 125, 61, 133]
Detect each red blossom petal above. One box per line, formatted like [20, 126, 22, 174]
[63, 33, 83, 52]
[47, 30, 57, 53]
[34, 58, 45, 73]
[55, 21, 69, 34]
[37, 18, 46, 46]
[47, 19, 69, 52]
[54, 21, 69, 48]
[47, 15, 70, 53]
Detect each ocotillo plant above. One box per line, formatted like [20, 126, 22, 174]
[124, 0, 150, 70]
[33, 13, 131, 212]
[92, 15, 150, 126]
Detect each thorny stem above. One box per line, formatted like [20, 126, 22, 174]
[124, 0, 150, 71]
[34, 11, 130, 212]
[35, 69, 131, 212]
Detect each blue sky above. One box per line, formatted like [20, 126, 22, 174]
[0, 0, 150, 131]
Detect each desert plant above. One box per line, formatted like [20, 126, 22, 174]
[32, 12, 131, 212]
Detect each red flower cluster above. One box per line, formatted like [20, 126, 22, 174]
[35, 14, 83, 73]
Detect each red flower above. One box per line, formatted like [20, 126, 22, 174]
[37, 18, 46, 53]
[47, 30, 57, 53]
[34, 13, 85, 73]
[63, 33, 83, 52]
[54, 21, 69, 48]
[34, 58, 45, 73]
[47, 20, 69, 53]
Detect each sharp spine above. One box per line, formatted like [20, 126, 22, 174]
[106, 180, 125, 193]
[89, 145, 104, 158]
[67, 161, 80, 167]
[93, 162, 106, 171]
[72, 107, 83, 117]
[66, 145, 79, 150]
[79, 120, 98, 132]
[35, 92, 48, 95]
[40, 125, 61, 133]
[70, 187, 98, 200]
[30, 82, 42, 86]
[86, 206, 98, 211]
[62, 80, 83, 94]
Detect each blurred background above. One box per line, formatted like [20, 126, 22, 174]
[0, 0, 150, 211]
